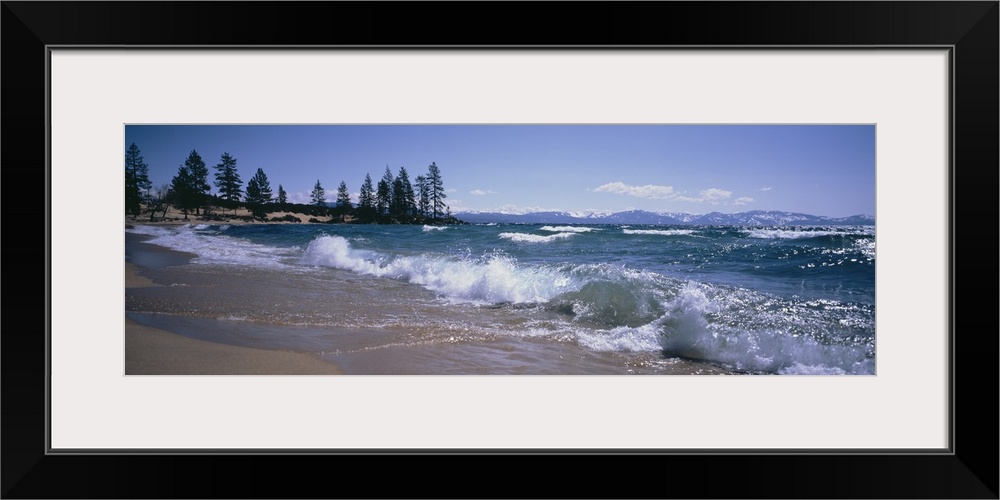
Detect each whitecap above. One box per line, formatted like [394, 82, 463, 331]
[622, 229, 695, 236]
[539, 226, 598, 233]
[301, 235, 578, 304]
[499, 232, 576, 243]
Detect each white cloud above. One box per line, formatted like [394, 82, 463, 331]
[760, 186, 772, 192]
[489, 204, 557, 215]
[470, 189, 495, 196]
[592, 182, 744, 206]
[672, 195, 701, 203]
[289, 192, 312, 204]
[593, 182, 675, 199]
[445, 188, 458, 193]
[672, 188, 733, 204]
[700, 188, 732, 202]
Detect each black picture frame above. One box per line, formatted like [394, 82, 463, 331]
[3, 2, 997, 498]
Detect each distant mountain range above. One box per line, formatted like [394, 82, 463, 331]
[453, 209, 875, 226]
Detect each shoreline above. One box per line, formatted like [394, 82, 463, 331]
[125, 317, 343, 375]
[126, 210, 310, 226]
[125, 203, 465, 227]
[125, 247, 343, 375]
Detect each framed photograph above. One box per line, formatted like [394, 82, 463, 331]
[5, 2, 997, 498]
[119, 122, 879, 378]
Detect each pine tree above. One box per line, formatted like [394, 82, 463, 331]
[185, 149, 210, 215]
[391, 166, 416, 218]
[403, 170, 415, 212]
[244, 167, 274, 220]
[358, 173, 375, 216]
[169, 164, 199, 220]
[214, 152, 243, 213]
[277, 184, 288, 207]
[415, 174, 430, 217]
[376, 166, 393, 216]
[336, 181, 352, 212]
[125, 143, 152, 217]
[310, 179, 326, 206]
[427, 161, 447, 219]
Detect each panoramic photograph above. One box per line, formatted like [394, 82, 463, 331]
[124, 124, 875, 375]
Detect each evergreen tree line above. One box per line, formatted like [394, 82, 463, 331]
[125, 142, 455, 224]
[343, 163, 449, 222]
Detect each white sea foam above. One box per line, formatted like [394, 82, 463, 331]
[742, 226, 872, 239]
[742, 229, 843, 239]
[539, 226, 598, 233]
[574, 321, 664, 352]
[422, 225, 447, 231]
[127, 225, 173, 237]
[854, 238, 875, 259]
[301, 235, 578, 304]
[574, 282, 716, 354]
[575, 281, 873, 374]
[126, 225, 293, 268]
[498, 232, 576, 243]
[809, 237, 876, 264]
[622, 229, 695, 236]
[655, 283, 720, 357]
[778, 362, 848, 375]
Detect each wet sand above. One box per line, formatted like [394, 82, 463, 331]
[125, 237, 342, 375]
[125, 317, 342, 375]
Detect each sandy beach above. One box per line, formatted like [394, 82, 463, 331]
[128, 206, 325, 225]
[125, 318, 342, 375]
[124, 237, 342, 375]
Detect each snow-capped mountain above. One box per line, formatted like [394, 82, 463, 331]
[454, 209, 875, 225]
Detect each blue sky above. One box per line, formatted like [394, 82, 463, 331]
[125, 125, 875, 217]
